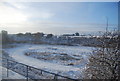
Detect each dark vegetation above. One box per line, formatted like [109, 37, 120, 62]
[1, 30, 115, 47]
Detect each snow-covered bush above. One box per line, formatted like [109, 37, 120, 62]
[85, 31, 120, 80]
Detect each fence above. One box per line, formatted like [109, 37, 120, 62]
[1, 57, 79, 81]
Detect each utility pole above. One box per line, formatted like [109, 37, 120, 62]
[106, 16, 108, 33]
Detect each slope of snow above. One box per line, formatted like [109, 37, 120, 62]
[0, 66, 26, 79]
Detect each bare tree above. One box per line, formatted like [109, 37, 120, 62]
[85, 31, 119, 80]
[1, 30, 9, 44]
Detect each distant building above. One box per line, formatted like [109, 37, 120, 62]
[62, 34, 75, 36]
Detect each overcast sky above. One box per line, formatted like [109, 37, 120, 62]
[0, 2, 118, 35]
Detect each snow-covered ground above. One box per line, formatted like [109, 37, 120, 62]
[4, 43, 94, 79]
[1, 66, 26, 79]
[0, 57, 26, 80]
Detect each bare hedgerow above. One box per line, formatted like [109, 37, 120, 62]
[85, 31, 120, 80]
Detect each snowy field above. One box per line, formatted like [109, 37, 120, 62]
[3, 43, 94, 79]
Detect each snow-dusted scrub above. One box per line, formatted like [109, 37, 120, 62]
[85, 32, 120, 80]
[24, 51, 83, 66]
[23, 45, 93, 68]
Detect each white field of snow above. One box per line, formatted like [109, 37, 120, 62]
[4, 44, 94, 78]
